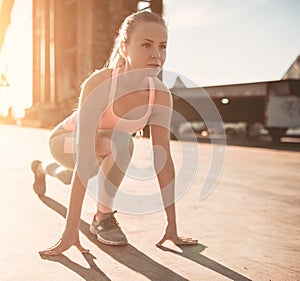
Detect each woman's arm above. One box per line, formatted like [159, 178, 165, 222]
[149, 89, 198, 247]
[40, 69, 112, 255]
[150, 121, 178, 239]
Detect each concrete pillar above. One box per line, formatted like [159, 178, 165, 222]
[76, 0, 93, 84]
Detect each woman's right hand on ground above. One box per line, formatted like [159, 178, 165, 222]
[39, 229, 89, 256]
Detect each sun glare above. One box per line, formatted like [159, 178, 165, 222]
[0, 0, 32, 118]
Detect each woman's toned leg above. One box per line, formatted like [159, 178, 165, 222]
[89, 130, 134, 245]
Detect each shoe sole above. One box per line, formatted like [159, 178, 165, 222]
[90, 225, 128, 246]
[31, 160, 46, 196]
[33, 184, 46, 197]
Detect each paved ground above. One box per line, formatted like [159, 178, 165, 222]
[0, 124, 299, 281]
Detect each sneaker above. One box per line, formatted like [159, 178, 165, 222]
[90, 211, 128, 246]
[31, 160, 46, 196]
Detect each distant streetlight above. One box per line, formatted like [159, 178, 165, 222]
[221, 97, 229, 104]
[0, 73, 9, 87]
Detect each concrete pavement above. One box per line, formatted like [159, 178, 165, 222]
[0, 124, 299, 281]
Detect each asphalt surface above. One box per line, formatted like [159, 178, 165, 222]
[0, 124, 299, 281]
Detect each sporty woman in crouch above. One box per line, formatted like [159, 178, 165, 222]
[38, 10, 198, 255]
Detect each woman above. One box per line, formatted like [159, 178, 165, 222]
[39, 10, 197, 255]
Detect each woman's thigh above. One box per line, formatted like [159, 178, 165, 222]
[49, 133, 76, 170]
[49, 129, 133, 171]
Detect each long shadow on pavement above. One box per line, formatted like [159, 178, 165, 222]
[40, 252, 111, 281]
[157, 245, 252, 281]
[39, 195, 252, 280]
[39, 196, 188, 281]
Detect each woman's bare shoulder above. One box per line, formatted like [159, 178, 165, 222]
[80, 68, 113, 104]
[152, 78, 172, 106]
[84, 68, 112, 91]
[153, 77, 170, 93]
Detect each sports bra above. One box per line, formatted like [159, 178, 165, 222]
[61, 68, 155, 135]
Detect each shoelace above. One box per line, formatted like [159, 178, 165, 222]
[102, 213, 121, 229]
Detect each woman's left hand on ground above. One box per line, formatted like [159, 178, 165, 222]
[156, 231, 198, 247]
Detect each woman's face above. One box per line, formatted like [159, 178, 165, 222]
[122, 22, 168, 71]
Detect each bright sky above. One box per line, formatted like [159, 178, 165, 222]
[163, 0, 300, 87]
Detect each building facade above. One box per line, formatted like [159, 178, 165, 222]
[31, 0, 162, 127]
